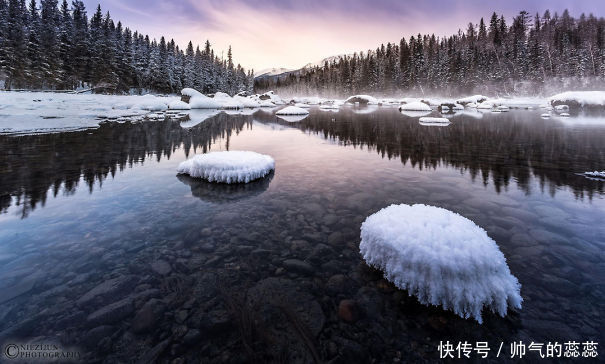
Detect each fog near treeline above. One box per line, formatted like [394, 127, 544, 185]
[255, 10, 605, 98]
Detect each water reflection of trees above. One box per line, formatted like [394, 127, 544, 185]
[255, 109, 605, 198]
[0, 114, 252, 218]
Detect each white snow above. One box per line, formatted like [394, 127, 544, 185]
[188, 94, 222, 109]
[549, 91, 605, 107]
[559, 112, 570, 117]
[233, 95, 261, 108]
[276, 106, 310, 115]
[169, 100, 191, 110]
[479, 97, 544, 109]
[181, 88, 203, 98]
[554, 105, 569, 112]
[0, 91, 177, 134]
[261, 91, 285, 105]
[213, 92, 244, 109]
[419, 117, 451, 125]
[456, 95, 489, 105]
[540, 113, 551, 118]
[179, 110, 220, 129]
[177, 151, 275, 184]
[400, 101, 431, 112]
[360, 204, 522, 324]
[258, 100, 276, 108]
[345, 95, 378, 105]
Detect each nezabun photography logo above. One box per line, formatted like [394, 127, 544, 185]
[3, 343, 81, 361]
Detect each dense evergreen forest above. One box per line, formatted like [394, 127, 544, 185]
[255, 10, 605, 97]
[0, 0, 253, 94]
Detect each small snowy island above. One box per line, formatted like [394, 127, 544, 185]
[360, 204, 522, 323]
[177, 151, 275, 184]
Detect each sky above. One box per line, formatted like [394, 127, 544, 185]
[81, 0, 605, 72]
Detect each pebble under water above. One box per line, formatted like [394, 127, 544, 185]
[0, 107, 604, 363]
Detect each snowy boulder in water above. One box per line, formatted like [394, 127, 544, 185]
[360, 204, 522, 323]
[399, 101, 431, 112]
[178, 151, 275, 184]
[345, 95, 378, 105]
[276, 106, 310, 115]
[549, 91, 605, 110]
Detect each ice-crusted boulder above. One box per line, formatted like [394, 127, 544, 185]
[177, 151, 275, 184]
[360, 204, 522, 323]
[399, 101, 431, 111]
[276, 106, 310, 115]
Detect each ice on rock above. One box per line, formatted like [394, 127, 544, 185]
[177, 151, 275, 184]
[360, 204, 522, 323]
[168, 100, 191, 110]
[276, 106, 310, 115]
[399, 101, 431, 112]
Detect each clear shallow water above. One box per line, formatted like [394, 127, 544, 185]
[0, 107, 604, 362]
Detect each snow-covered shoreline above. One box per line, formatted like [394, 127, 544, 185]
[2, 90, 604, 135]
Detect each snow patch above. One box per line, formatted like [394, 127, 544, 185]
[177, 151, 275, 184]
[360, 204, 522, 323]
[549, 91, 605, 108]
[169, 100, 191, 110]
[400, 101, 431, 112]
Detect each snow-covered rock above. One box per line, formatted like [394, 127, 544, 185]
[181, 88, 203, 98]
[177, 151, 275, 184]
[419, 117, 450, 125]
[399, 101, 431, 112]
[345, 95, 378, 105]
[554, 105, 569, 112]
[549, 91, 605, 109]
[540, 113, 551, 118]
[476, 102, 494, 110]
[276, 106, 310, 115]
[559, 112, 570, 117]
[456, 95, 489, 105]
[260, 91, 285, 105]
[213, 92, 244, 109]
[360, 204, 522, 324]
[169, 100, 191, 110]
[233, 95, 261, 108]
[189, 94, 221, 109]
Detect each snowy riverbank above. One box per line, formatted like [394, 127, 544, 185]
[2, 90, 605, 135]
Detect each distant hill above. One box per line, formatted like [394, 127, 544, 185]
[254, 54, 352, 81]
